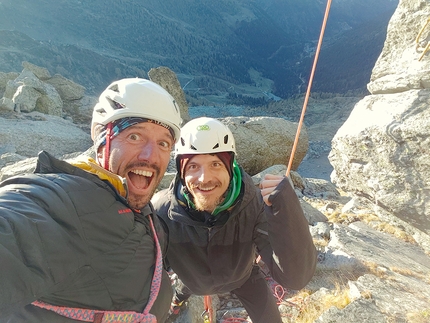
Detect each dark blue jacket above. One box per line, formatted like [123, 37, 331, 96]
[0, 151, 172, 322]
[152, 168, 317, 295]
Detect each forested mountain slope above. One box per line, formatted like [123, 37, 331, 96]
[0, 0, 398, 98]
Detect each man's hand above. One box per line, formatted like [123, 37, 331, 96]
[259, 174, 285, 206]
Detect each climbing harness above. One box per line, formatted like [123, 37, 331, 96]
[286, 0, 332, 177]
[416, 17, 430, 61]
[32, 215, 163, 323]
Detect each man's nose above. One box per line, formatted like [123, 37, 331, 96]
[197, 167, 210, 182]
[137, 141, 157, 162]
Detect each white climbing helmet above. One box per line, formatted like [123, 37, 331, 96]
[175, 117, 236, 156]
[91, 78, 182, 142]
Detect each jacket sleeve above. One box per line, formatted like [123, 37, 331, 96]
[256, 177, 317, 290]
[0, 176, 85, 318]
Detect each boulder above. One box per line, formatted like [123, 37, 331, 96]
[3, 69, 63, 116]
[12, 84, 43, 113]
[223, 116, 308, 176]
[148, 66, 191, 123]
[0, 97, 14, 112]
[22, 61, 51, 80]
[0, 71, 20, 94]
[0, 112, 92, 161]
[45, 74, 86, 101]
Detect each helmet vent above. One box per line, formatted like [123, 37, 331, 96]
[94, 107, 106, 117]
[109, 84, 119, 92]
[173, 100, 180, 113]
[115, 101, 126, 110]
[190, 145, 197, 150]
[213, 143, 219, 150]
[223, 135, 229, 144]
[106, 98, 126, 110]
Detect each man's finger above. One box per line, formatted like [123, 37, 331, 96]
[263, 174, 284, 180]
[260, 187, 275, 198]
[260, 179, 281, 189]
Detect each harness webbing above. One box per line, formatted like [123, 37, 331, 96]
[32, 215, 162, 323]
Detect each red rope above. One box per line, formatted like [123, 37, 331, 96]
[286, 0, 333, 177]
[204, 295, 214, 323]
[104, 122, 113, 170]
[273, 284, 286, 304]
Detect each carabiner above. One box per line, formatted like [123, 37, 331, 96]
[201, 310, 211, 323]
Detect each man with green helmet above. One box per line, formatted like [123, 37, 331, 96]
[0, 78, 182, 322]
[152, 117, 317, 323]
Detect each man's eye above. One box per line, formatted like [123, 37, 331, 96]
[128, 133, 140, 141]
[159, 141, 171, 149]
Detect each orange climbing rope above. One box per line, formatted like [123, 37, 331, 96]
[286, 0, 333, 177]
[416, 17, 430, 61]
[203, 295, 214, 323]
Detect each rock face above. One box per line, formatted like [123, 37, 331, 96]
[368, 0, 430, 94]
[0, 112, 92, 163]
[148, 66, 191, 124]
[0, 61, 93, 124]
[329, 0, 430, 235]
[223, 116, 308, 176]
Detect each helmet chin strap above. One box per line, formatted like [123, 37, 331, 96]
[104, 122, 113, 170]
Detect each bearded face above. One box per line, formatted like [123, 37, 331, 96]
[183, 154, 230, 213]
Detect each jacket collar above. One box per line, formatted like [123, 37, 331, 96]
[70, 156, 128, 198]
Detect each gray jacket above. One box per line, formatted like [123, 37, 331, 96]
[0, 151, 172, 322]
[152, 168, 317, 295]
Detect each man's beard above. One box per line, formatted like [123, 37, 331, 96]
[127, 174, 161, 210]
[193, 193, 225, 213]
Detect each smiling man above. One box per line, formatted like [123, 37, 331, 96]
[152, 117, 317, 323]
[181, 153, 231, 212]
[0, 78, 181, 322]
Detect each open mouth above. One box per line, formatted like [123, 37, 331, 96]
[128, 169, 153, 190]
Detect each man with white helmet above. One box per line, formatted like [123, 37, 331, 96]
[0, 78, 181, 322]
[152, 117, 317, 323]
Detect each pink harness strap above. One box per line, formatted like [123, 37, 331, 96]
[32, 216, 162, 323]
[30, 302, 156, 323]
